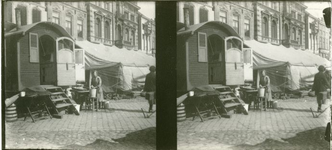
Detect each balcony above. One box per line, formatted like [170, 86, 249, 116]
[91, 36, 113, 45]
[281, 38, 291, 47]
[271, 38, 280, 45]
[104, 39, 112, 45]
[291, 40, 299, 44]
[261, 36, 269, 42]
[123, 40, 131, 45]
[115, 40, 123, 48]
[116, 11, 125, 20]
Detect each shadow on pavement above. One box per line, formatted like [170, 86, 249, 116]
[278, 107, 313, 113]
[63, 127, 156, 150]
[112, 108, 144, 113]
[232, 127, 329, 150]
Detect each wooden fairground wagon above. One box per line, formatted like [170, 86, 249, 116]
[4, 22, 85, 119]
[177, 21, 252, 120]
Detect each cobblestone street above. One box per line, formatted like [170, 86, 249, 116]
[5, 97, 156, 149]
[178, 97, 331, 150]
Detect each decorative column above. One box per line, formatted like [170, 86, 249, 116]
[27, 6, 32, 24]
[194, 5, 199, 24]
[101, 15, 105, 42]
[179, 2, 184, 22]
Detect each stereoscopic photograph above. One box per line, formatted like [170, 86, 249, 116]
[3, 1, 156, 149]
[176, 1, 331, 150]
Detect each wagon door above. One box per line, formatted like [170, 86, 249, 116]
[56, 37, 76, 86]
[224, 37, 244, 85]
[243, 47, 253, 82]
[74, 48, 85, 83]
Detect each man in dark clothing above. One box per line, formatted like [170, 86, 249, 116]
[312, 65, 329, 112]
[144, 66, 156, 112]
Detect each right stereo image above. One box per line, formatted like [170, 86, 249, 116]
[176, 1, 331, 150]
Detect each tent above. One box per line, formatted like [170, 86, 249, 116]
[245, 40, 330, 91]
[76, 41, 155, 92]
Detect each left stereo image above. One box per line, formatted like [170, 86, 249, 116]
[3, 1, 156, 149]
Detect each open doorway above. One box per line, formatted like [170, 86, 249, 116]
[39, 35, 56, 85]
[207, 34, 225, 84]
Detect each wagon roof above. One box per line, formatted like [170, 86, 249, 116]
[5, 21, 72, 39]
[177, 21, 240, 38]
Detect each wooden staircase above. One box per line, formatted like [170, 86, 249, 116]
[213, 86, 248, 117]
[44, 86, 80, 118]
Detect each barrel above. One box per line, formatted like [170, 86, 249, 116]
[273, 101, 278, 109]
[90, 88, 97, 98]
[177, 103, 186, 122]
[6, 103, 17, 122]
[259, 87, 265, 98]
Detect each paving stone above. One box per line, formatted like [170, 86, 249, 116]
[178, 97, 331, 149]
[5, 98, 156, 149]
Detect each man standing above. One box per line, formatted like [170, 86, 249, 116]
[91, 70, 103, 111]
[144, 66, 156, 112]
[259, 70, 272, 111]
[312, 65, 329, 112]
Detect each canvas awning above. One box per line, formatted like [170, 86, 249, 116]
[5, 22, 72, 39]
[76, 40, 155, 68]
[177, 21, 240, 38]
[245, 40, 330, 67]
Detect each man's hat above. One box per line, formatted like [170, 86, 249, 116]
[318, 65, 326, 72]
[149, 66, 156, 72]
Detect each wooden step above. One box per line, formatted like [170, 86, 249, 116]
[219, 91, 233, 95]
[224, 103, 241, 109]
[45, 87, 62, 90]
[219, 97, 237, 102]
[55, 103, 72, 109]
[51, 97, 68, 102]
[50, 92, 64, 95]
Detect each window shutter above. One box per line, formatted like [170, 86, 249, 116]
[198, 32, 207, 62]
[29, 33, 39, 63]
[243, 49, 252, 64]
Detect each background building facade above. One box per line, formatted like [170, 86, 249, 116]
[177, 1, 330, 59]
[4, 1, 155, 56]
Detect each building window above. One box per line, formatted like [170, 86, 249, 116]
[32, 8, 41, 23]
[95, 18, 101, 37]
[271, 2, 278, 10]
[104, 21, 110, 40]
[233, 15, 239, 33]
[124, 12, 129, 19]
[298, 30, 302, 44]
[291, 11, 296, 18]
[220, 11, 227, 23]
[126, 28, 129, 41]
[130, 14, 135, 22]
[292, 28, 296, 40]
[65, 15, 72, 35]
[132, 30, 135, 45]
[271, 20, 277, 39]
[105, 2, 109, 10]
[199, 7, 208, 23]
[16, 5, 27, 25]
[96, 2, 102, 7]
[297, 14, 302, 21]
[77, 19, 83, 38]
[184, 4, 194, 25]
[52, 12, 60, 24]
[262, 17, 268, 37]
[244, 18, 250, 37]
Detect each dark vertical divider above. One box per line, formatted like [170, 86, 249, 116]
[156, 2, 177, 150]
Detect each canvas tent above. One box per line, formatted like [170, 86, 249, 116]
[76, 41, 155, 92]
[245, 40, 330, 91]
